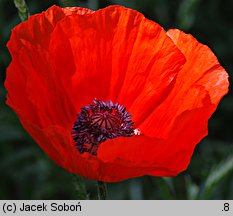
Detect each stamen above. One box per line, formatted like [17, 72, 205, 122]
[72, 99, 136, 155]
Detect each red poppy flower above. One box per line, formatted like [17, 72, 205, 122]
[5, 5, 229, 182]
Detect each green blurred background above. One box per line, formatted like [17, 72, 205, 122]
[0, 0, 232, 199]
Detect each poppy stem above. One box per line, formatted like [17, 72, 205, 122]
[97, 181, 108, 200]
[71, 174, 88, 200]
[13, 0, 30, 21]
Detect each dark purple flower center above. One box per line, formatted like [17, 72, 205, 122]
[72, 99, 135, 155]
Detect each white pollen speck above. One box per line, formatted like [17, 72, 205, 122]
[134, 128, 141, 136]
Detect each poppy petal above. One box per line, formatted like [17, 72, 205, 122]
[6, 39, 76, 129]
[5, 61, 42, 126]
[7, 5, 92, 52]
[98, 101, 215, 178]
[139, 29, 229, 138]
[167, 29, 229, 105]
[13, 108, 101, 180]
[62, 6, 93, 15]
[5, 6, 92, 129]
[49, 5, 186, 119]
[97, 29, 229, 177]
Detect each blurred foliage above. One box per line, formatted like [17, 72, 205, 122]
[0, 0, 232, 199]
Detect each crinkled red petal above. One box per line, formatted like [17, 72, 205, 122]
[139, 29, 229, 139]
[98, 29, 229, 178]
[49, 6, 185, 124]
